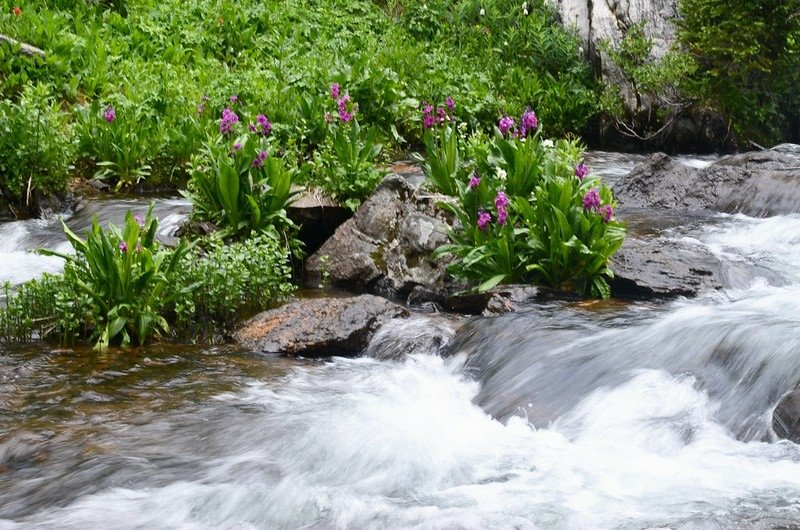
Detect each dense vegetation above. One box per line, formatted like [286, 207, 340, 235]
[0, 0, 594, 211]
[601, 0, 800, 147]
[676, 0, 800, 144]
[2, 0, 797, 348]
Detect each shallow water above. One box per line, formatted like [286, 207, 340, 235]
[3, 155, 800, 529]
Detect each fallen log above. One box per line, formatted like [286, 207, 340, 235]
[0, 34, 45, 58]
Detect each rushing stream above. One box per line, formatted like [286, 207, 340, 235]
[2, 154, 800, 528]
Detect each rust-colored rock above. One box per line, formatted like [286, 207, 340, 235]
[235, 294, 410, 357]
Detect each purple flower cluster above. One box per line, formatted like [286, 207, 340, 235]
[477, 210, 492, 231]
[134, 214, 145, 227]
[575, 163, 589, 180]
[520, 109, 538, 137]
[599, 204, 614, 223]
[494, 191, 509, 226]
[468, 173, 480, 190]
[103, 105, 116, 123]
[422, 97, 454, 129]
[582, 188, 601, 211]
[219, 107, 239, 134]
[337, 94, 354, 123]
[329, 84, 356, 123]
[498, 115, 515, 136]
[252, 150, 267, 168]
[248, 114, 272, 135]
[498, 108, 540, 138]
[475, 191, 511, 230]
[582, 188, 614, 222]
[119, 241, 128, 253]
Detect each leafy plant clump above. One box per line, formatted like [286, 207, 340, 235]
[0, 209, 295, 347]
[309, 85, 386, 211]
[183, 98, 300, 244]
[37, 205, 193, 349]
[0, 83, 76, 209]
[423, 101, 626, 298]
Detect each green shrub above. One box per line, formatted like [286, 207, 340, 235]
[0, 83, 76, 206]
[74, 98, 159, 189]
[676, 0, 800, 143]
[0, 274, 92, 344]
[429, 107, 626, 298]
[39, 205, 193, 349]
[167, 233, 295, 340]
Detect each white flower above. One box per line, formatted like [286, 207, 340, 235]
[479, 8, 485, 16]
[542, 139, 555, 149]
[523, 8, 529, 15]
[496, 168, 508, 181]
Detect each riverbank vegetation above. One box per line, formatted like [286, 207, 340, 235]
[0, 0, 594, 212]
[1, 0, 796, 348]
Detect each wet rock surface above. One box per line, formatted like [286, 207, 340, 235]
[305, 175, 464, 300]
[234, 294, 410, 357]
[610, 236, 723, 299]
[773, 390, 800, 443]
[440, 285, 544, 315]
[614, 150, 800, 216]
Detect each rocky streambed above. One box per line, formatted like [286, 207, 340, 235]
[3, 149, 800, 528]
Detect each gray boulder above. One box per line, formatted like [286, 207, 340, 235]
[234, 294, 410, 357]
[610, 236, 723, 298]
[305, 175, 463, 300]
[614, 151, 800, 216]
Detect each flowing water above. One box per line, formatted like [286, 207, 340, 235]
[2, 156, 800, 529]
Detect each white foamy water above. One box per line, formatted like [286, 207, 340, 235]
[6, 353, 800, 529]
[0, 220, 70, 285]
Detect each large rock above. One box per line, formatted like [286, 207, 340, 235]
[287, 187, 350, 255]
[305, 175, 464, 300]
[548, 0, 732, 150]
[550, 1, 676, 111]
[610, 236, 723, 298]
[614, 150, 800, 216]
[773, 389, 800, 443]
[234, 294, 410, 357]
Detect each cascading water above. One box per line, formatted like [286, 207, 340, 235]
[2, 157, 800, 528]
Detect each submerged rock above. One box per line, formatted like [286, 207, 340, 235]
[305, 175, 464, 300]
[610, 236, 723, 299]
[439, 285, 544, 315]
[773, 390, 800, 443]
[234, 294, 410, 357]
[614, 151, 800, 216]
